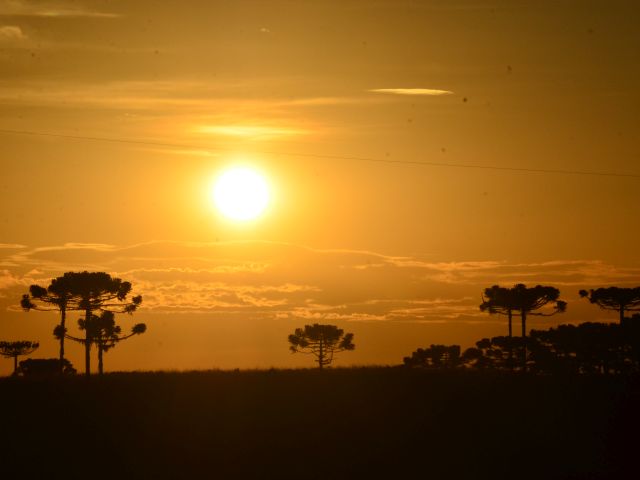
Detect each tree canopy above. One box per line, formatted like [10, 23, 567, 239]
[288, 324, 355, 369]
[403, 345, 461, 368]
[0, 341, 39, 374]
[579, 287, 640, 324]
[480, 285, 520, 338]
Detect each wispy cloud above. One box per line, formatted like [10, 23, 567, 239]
[0, 243, 26, 249]
[0, 81, 369, 127]
[0, 0, 119, 18]
[0, 24, 25, 40]
[369, 88, 454, 96]
[196, 125, 309, 140]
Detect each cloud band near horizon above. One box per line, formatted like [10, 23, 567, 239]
[1, 240, 638, 325]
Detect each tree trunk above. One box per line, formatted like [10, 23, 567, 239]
[620, 306, 625, 325]
[85, 308, 91, 377]
[508, 309, 513, 371]
[98, 344, 104, 375]
[318, 337, 324, 370]
[521, 310, 527, 372]
[59, 307, 66, 374]
[13, 355, 18, 374]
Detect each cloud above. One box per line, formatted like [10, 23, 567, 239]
[196, 125, 309, 140]
[1, 240, 639, 324]
[0, 1, 119, 18]
[369, 88, 454, 96]
[0, 24, 25, 40]
[0, 243, 26, 249]
[0, 82, 364, 146]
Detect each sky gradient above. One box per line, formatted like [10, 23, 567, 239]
[1, 0, 639, 374]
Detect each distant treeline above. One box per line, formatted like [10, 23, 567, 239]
[404, 281, 640, 374]
[404, 316, 640, 374]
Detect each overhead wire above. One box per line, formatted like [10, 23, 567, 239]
[1, 128, 639, 179]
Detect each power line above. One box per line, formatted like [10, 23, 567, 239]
[1, 128, 639, 179]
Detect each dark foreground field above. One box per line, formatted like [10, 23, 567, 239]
[1, 368, 638, 479]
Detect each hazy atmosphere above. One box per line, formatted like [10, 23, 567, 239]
[1, 0, 639, 374]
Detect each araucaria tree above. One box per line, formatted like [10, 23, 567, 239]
[510, 284, 566, 370]
[0, 341, 39, 374]
[579, 287, 640, 324]
[288, 324, 355, 369]
[509, 284, 566, 338]
[21, 276, 78, 373]
[480, 285, 519, 339]
[55, 271, 142, 377]
[58, 310, 146, 375]
[480, 285, 520, 368]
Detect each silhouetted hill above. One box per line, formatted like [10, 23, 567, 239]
[0, 368, 637, 479]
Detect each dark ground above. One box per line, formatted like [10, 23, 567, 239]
[0, 368, 638, 479]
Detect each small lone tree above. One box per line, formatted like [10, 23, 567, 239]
[288, 324, 355, 369]
[579, 287, 640, 324]
[0, 341, 39, 374]
[57, 311, 147, 375]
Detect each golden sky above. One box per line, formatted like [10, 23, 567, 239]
[1, 0, 639, 374]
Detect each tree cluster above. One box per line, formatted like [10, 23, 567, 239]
[406, 317, 640, 374]
[404, 282, 640, 375]
[19, 271, 145, 376]
[403, 345, 461, 368]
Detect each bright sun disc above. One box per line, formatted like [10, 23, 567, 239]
[213, 167, 270, 221]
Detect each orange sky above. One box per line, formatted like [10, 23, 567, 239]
[1, 0, 639, 374]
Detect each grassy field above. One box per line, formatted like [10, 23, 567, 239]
[0, 368, 637, 479]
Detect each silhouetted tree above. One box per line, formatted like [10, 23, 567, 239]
[18, 358, 76, 377]
[480, 286, 518, 338]
[288, 324, 355, 369]
[456, 320, 640, 375]
[21, 276, 79, 373]
[480, 285, 520, 368]
[579, 287, 640, 324]
[510, 284, 566, 370]
[530, 323, 629, 374]
[403, 344, 461, 368]
[622, 314, 640, 370]
[460, 345, 487, 369]
[56, 311, 147, 375]
[461, 336, 524, 370]
[0, 341, 39, 374]
[56, 271, 142, 377]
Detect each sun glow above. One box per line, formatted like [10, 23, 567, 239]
[212, 167, 270, 221]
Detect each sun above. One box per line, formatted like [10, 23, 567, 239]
[212, 167, 270, 221]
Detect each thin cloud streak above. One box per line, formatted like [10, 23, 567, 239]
[0, 243, 26, 249]
[196, 125, 310, 140]
[369, 88, 454, 96]
[0, 0, 120, 18]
